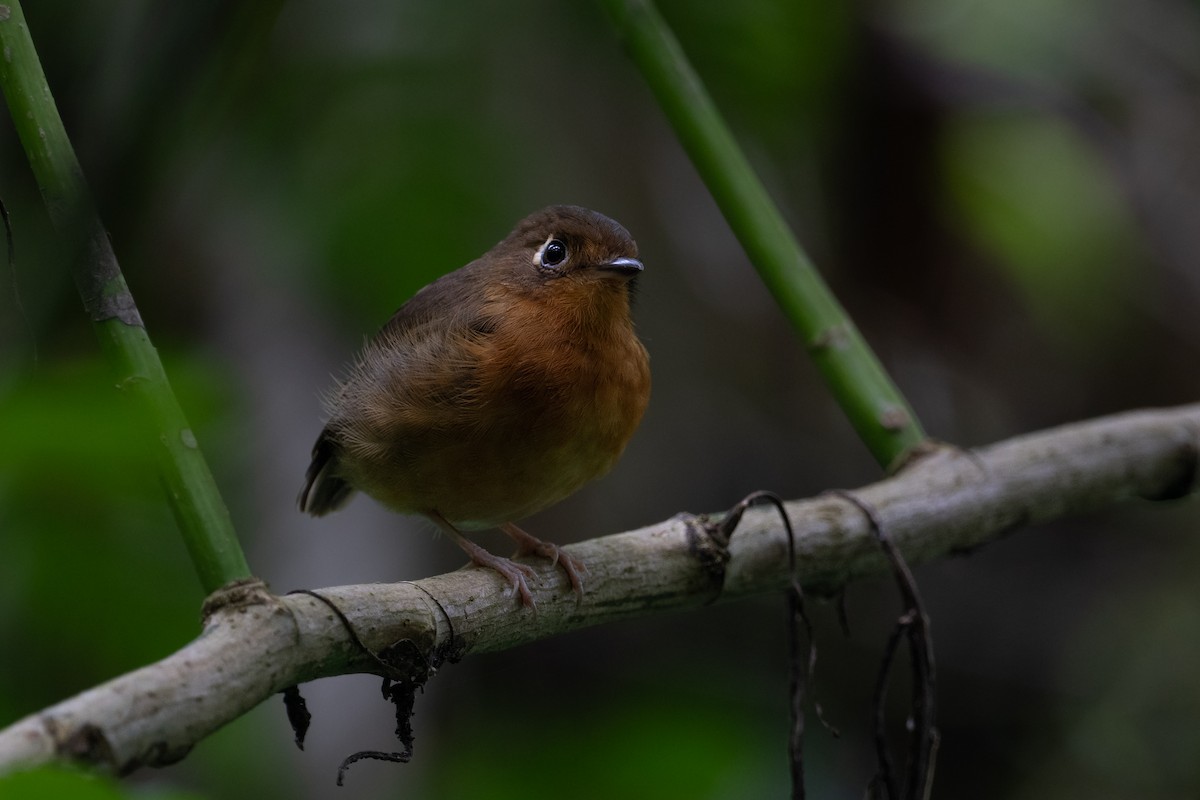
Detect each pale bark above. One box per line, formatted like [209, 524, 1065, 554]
[1, 404, 1196, 775]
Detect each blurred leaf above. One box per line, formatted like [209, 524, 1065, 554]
[0, 765, 203, 800]
[942, 115, 1139, 345]
[891, 0, 1095, 81]
[0, 354, 234, 721]
[658, 0, 853, 146]
[219, 5, 526, 327]
[434, 692, 780, 800]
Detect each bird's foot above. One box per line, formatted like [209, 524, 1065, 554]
[431, 512, 538, 607]
[501, 523, 586, 603]
[464, 546, 538, 608]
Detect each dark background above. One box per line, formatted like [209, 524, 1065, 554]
[1, 1, 1198, 798]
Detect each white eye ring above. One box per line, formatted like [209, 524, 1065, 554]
[534, 236, 568, 269]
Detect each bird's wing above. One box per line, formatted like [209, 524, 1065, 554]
[299, 260, 498, 516]
[375, 258, 491, 341]
[298, 427, 355, 515]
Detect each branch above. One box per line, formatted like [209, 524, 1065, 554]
[1, 405, 1197, 775]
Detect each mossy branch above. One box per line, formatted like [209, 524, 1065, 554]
[0, 0, 249, 591]
[598, 0, 926, 468]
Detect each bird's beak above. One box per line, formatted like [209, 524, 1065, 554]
[597, 256, 644, 276]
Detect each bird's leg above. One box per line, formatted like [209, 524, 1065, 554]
[431, 513, 536, 608]
[500, 523, 586, 602]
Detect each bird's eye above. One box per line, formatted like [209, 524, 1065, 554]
[540, 239, 568, 268]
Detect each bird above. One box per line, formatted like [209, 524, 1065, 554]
[299, 205, 651, 607]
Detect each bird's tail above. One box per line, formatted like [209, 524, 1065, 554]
[298, 429, 355, 515]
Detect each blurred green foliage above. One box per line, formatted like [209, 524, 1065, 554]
[659, 0, 853, 144]
[943, 115, 1138, 346]
[0, 356, 229, 722]
[0, 765, 202, 800]
[433, 693, 780, 799]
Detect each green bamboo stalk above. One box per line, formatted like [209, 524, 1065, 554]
[0, 1, 250, 592]
[599, 0, 926, 468]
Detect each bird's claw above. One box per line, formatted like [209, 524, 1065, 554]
[502, 524, 586, 603]
[469, 551, 538, 608]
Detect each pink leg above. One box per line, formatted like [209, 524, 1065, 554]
[500, 523, 586, 602]
[431, 513, 537, 608]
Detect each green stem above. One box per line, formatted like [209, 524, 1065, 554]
[0, 1, 250, 591]
[599, 0, 926, 467]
